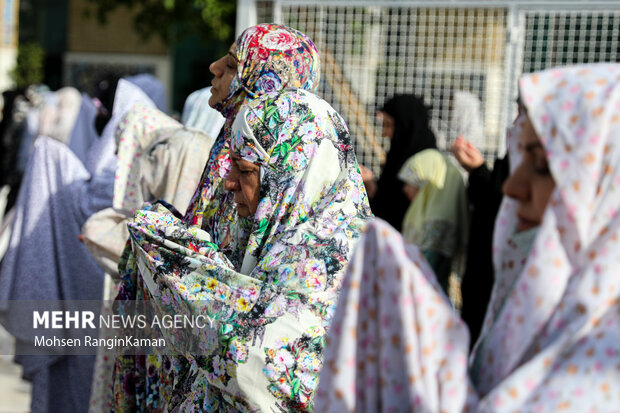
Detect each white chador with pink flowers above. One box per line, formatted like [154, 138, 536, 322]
[316, 63, 620, 412]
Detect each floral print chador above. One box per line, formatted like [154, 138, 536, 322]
[113, 23, 322, 412]
[113, 89, 371, 411]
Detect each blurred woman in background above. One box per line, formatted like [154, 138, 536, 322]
[362, 95, 437, 232]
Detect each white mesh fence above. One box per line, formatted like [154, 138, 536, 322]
[248, 1, 620, 174]
[523, 11, 620, 73]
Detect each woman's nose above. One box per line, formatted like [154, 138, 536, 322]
[502, 163, 529, 201]
[210, 57, 223, 77]
[224, 169, 240, 192]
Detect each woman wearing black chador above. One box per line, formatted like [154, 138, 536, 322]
[370, 94, 437, 231]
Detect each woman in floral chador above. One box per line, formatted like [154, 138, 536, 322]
[183, 23, 320, 257]
[113, 23, 323, 411]
[115, 89, 371, 411]
[316, 63, 620, 412]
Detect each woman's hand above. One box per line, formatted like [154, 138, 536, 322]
[359, 164, 377, 198]
[451, 136, 484, 172]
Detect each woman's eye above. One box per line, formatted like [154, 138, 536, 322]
[534, 161, 551, 175]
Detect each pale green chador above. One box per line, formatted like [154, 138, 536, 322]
[398, 148, 469, 288]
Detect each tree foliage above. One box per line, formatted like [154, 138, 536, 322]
[10, 42, 45, 88]
[84, 0, 236, 45]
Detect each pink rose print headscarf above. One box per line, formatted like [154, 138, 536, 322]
[228, 24, 320, 103]
[317, 63, 620, 412]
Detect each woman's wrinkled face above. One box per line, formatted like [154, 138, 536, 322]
[208, 42, 238, 108]
[502, 114, 556, 232]
[378, 111, 395, 140]
[224, 153, 261, 217]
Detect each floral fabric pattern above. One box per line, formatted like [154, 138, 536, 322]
[114, 89, 371, 411]
[228, 89, 370, 270]
[263, 325, 326, 409]
[233, 25, 320, 98]
[112, 103, 181, 211]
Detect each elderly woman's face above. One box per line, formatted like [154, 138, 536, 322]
[208, 42, 238, 108]
[502, 114, 556, 232]
[224, 153, 261, 217]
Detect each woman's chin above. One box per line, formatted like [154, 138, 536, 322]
[516, 217, 539, 232]
[208, 96, 219, 108]
[235, 204, 251, 218]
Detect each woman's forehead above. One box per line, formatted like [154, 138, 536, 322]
[231, 152, 258, 166]
[519, 116, 542, 147]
